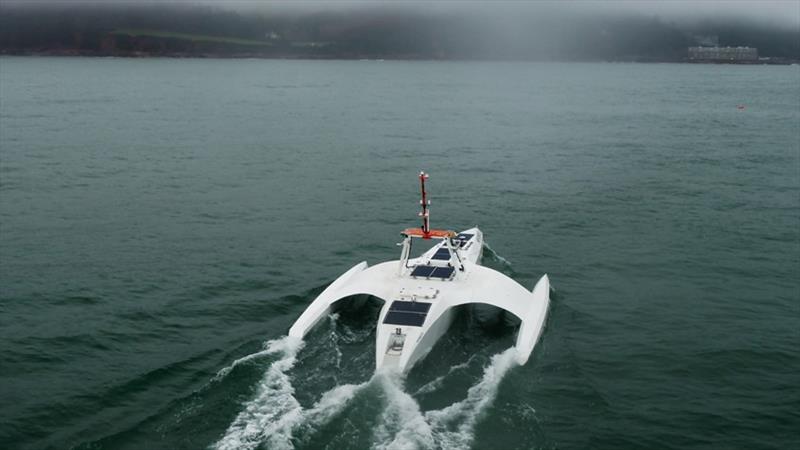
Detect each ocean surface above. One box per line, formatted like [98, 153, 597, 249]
[0, 57, 798, 450]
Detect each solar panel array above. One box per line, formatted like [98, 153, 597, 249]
[431, 248, 451, 260]
[410, 265, 434, 277]
[454, 233, 474, 248]
[431, 266, 454, 279]
[383, 301, 432, 327]
[410, 265, 455, 280]
[428, 234, 474, 262]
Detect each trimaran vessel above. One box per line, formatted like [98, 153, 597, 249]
[289, 172, 550, 373]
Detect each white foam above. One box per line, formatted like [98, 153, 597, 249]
[426, 348, 519, 449]
[214, 336, 304, 450]
[372, 348, 519, 450]
[213, 334, 308, 382]
[373, 371, 435, 450]
[483, 242, 513, 268]
[328, 314, 343, 370]
[212, 349, 273, 382]
[412, 373, 447, 397]
[303, 381, 369, 430]
[412, 356, 476, 396]
[215, 335, 520, 450]
[214, 334, 369, 450]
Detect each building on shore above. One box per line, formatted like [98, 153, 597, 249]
[688, 46, 758, 61]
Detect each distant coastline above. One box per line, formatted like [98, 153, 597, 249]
[2, 49, 796, 65]
[2, 6, 798, 64]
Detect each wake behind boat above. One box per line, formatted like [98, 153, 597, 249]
[289, 172, 550, 373]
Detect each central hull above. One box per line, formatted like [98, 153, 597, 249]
[374, 229, 484, 373]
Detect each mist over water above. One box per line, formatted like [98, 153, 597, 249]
[0, 58, 798, 449]
[2, 0, 798, 60]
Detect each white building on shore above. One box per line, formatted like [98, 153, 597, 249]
[688, 46, 758, 61]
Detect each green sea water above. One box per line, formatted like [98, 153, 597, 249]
[0, 57, 798, 450]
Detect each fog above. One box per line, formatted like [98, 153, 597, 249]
[234, 0, 799, 27]
[6, 0, 800, 26]
[1, 0, 797, 60]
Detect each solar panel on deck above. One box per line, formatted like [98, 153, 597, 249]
[411, 265, 435, 277]
[455, 233, 474, 248]
[389, 301, 432, 313]
[431, 266, 455, 279]
[431, 248, 451, 260]
[383, 311, 427, 326]
[384, 301, 431, 326]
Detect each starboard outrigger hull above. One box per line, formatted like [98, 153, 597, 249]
[289, 174, 550, 373]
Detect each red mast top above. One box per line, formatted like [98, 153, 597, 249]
[402, 171, 455, 240]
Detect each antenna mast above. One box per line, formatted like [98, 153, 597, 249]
[418, 171, 430, 235]
[401, 172, 452, 240]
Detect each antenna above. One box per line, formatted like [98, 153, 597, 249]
[401, 172, 452, 241]
[418, 171, 430, 234]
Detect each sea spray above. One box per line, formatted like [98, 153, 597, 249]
[214, 309, 520, 450]
[215, 339, 519, 450]
[483, 242, 513, 269]
[373, 370, 435, 450]
[212, 347, 280, 382]
[214, 313, 343, 382]
[371, 349, 518, 450]
[214, 332, 369, 450]
[412, 355, 477, 396]
[328, 313, 343, 370]
[301, 381, 369, 430]
[426, 347, 519, 449]
[214, 336, 305, 450]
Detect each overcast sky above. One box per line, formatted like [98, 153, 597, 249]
[216, 0, 799, 24]
[7, 0, 800, 27]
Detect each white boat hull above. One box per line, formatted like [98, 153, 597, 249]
[289, 227, 550, 373]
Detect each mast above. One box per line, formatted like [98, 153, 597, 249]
[418, 171, 430, 236]
[401, 172, 453, 240]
